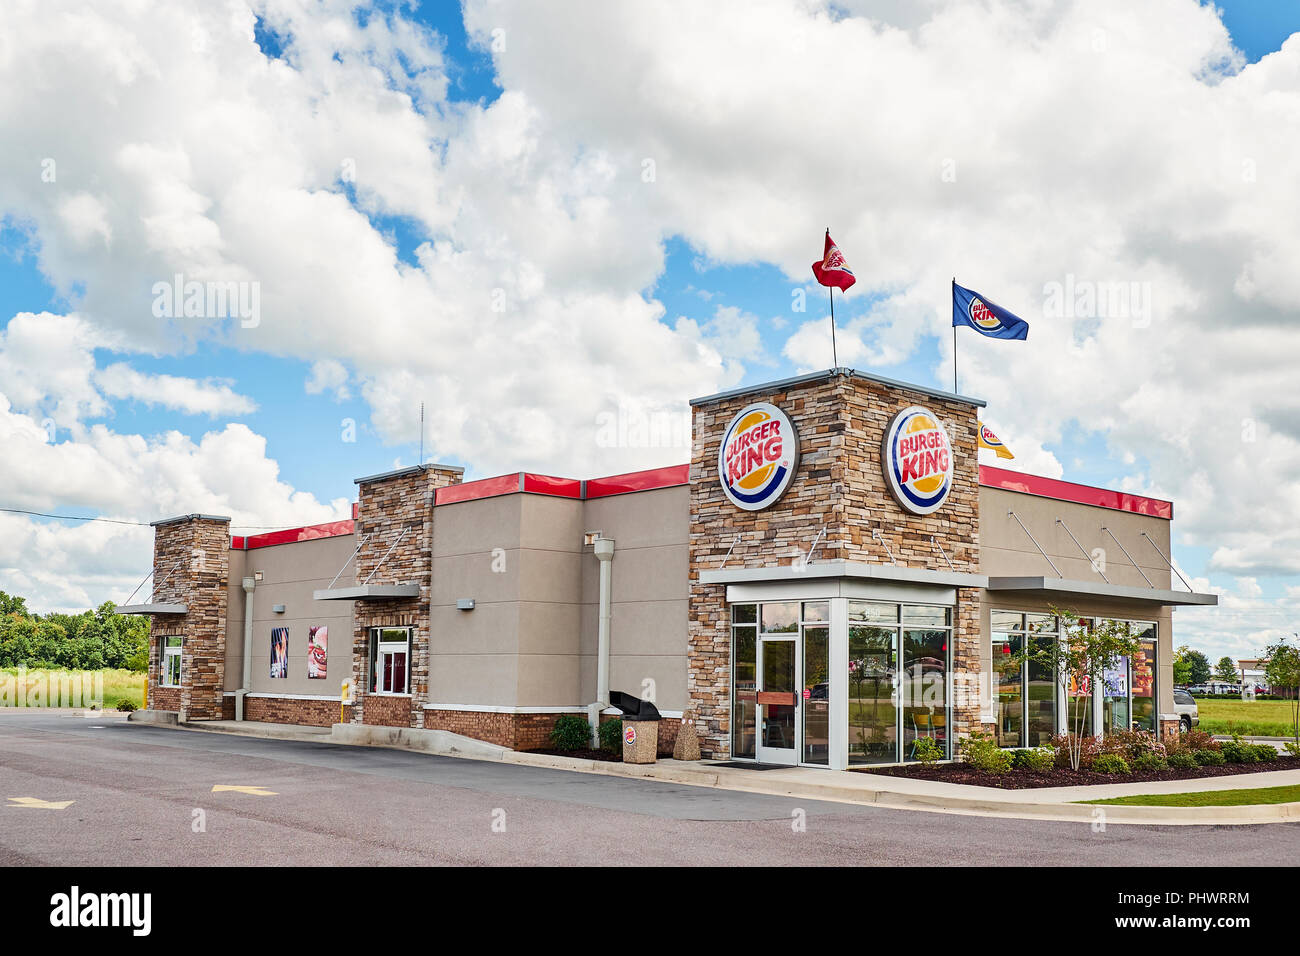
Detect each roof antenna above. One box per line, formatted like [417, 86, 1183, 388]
[419, 402, 425, 465]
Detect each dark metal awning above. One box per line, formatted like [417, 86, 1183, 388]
[985, 576, 1217, 607]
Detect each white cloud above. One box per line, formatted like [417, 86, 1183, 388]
[95, 363, 257, 417]
[304, 358, 350, 400]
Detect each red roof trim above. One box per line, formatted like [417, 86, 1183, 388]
[585, 464, 690, 499]
[435, 473, 521, 505]
[233, 518, 355, 551]
[979, 465, 1172, 520]
[522, 473, 582, 498]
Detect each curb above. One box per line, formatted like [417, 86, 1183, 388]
[125, 719, 1299, 825]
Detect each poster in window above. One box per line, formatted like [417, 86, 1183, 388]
[1103, 664, 1128, 697]
[307, 625, 327, 680]
[270, 626, 289, 679]
[1132, 648, 1154, 697]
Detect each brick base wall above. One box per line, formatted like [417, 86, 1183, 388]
[363, 694, 413, 727]
[244, 696, 353, 727]
[150, 687, 181, 712]
[424, 709, 684, 755]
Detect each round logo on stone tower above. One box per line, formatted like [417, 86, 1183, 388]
[718, 402, 800, 511]
[882, 406, 954, 515]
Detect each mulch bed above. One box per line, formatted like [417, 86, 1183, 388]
[855, 756, 1300, 789]
[521, 747, 623, 762]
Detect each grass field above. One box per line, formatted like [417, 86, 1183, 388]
[1082, 784, 1300, 807]
[0, 668, 145, 710]
[1196, 698, 1300, 738]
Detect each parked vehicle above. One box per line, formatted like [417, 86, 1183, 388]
[1172, 688, 1199, 732]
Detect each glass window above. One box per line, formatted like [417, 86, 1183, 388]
[1101, 620, 1131, 733]
[370, 627, 412, 694]
[903, 605, 951, 627]
[848, 624, 897, 765]
[160, 636, 182, 687]
[802, 625, 829, 765]
[802, 601, 829, 623]
[732, 622, 757, 759]
[732, 604, 757, 625]
[1131, 625, 1157, 732]
[902, 628, 948, 760]
[760, 602, 800, 633]
[849, 601, 898, 624]
[1026, 631, 1058, 746]
[992, 632, 1023, 747]
[991, 610, 1024, 631]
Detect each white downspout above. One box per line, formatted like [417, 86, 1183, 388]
[588, 536, 615, 746]
[236, 575, 255, 721]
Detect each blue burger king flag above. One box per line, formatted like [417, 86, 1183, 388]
[952, 280, 1029, 340]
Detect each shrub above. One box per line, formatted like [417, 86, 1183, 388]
[597, 717, 623, 753]
[1251, 744, 1279, 762]
[1130, 751, 1168, 772]
[1051, 733, 1102, 770]
[1193, 748, 1225, 766]
[1284, 742, 1300, 758]
[1167, 751, 1198, 769]
[115, 697, 137, 712]
[1220, 740, 1256, 764]
[549, 714, 593, 751]
[1092, 753, 1131, 775]
[1010, 747, 1054, 771]
[1101, 729, 1166, 763]
[959, 732, 1012, 775]
[913, 736, 943, 765]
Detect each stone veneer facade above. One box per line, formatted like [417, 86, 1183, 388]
[347, 465, 463, 729]
[687, 370, 985, 758]
[146, 515, 231, 721]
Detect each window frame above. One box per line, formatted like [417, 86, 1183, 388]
[368, 626, 413, 696]
[160, 635, 183, 688]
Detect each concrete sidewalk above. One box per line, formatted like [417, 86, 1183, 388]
[125, 713, 1300, 826]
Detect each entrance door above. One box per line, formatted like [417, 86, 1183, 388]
[756, 636, 799, 765]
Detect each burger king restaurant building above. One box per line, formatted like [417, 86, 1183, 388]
[123, 368, 1216, 769]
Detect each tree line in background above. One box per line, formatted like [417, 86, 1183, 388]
[0, 590, 149, 672]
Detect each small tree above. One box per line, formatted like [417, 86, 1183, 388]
[1015, 608, 1141, 772]
[1263, 640, 1300, 745]
[1172, 645, 1193, 686]
[1182, 649, 1212, 686]
[1214, 656, 1238, 684]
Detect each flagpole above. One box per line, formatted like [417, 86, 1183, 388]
[952, 276, 958, 393]
[829, 285, 838, 370]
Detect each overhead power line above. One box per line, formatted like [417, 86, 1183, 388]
[0, 506, 333, 532]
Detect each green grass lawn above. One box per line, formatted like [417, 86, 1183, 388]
[1081, 784, 1300, 807]
[1196, 698, 1300, 737]
[0, 668, 145, 709]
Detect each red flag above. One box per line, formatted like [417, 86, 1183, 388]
[811, 229, 856, 291]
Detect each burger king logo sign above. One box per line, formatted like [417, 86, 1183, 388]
[882, 406, 954, 515]
[718, 402, 799, 511]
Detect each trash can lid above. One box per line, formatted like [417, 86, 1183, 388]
[609, 690, 661, 720]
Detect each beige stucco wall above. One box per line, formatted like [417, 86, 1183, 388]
[980, 486, 1171, 588]
[224, 535, 356, 697]
[579, 485, 689, 712]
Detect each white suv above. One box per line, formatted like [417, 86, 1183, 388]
[1172, 688, 1199, 732]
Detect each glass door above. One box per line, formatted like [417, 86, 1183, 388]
[756, 636, 799, 765]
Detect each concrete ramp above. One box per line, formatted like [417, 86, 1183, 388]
[128, 710, 178, 726]
[329, 723, 508, 759]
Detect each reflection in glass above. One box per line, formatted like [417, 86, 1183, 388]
[993, 633, 1023, 747]
[802, 601, 829, 623]
[802, 626, 829, 764]
[760, 639, 796, 752]
[902, 628, 948, 760]
[903, 605, 951, 627]
[1131, 634, 1157, 732]
[849, 601, 898, 624]
[1026, 633, 1057, 746]
[848, 625, 897, 764]
[732, 624, 756, 758]
[761, 602, 800, 633]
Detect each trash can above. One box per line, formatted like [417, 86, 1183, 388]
[610, 691, 661, 765]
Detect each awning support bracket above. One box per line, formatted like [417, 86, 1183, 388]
[719, 532, 745, 569]
[1056, 518, 1109, 583]
[803, 526, 826, 568]
[1008, 510, 1062, 577]
[930, 535, 956, 573]
[1140, 531, 1193, 591]
[1100, 526, 1154, 588]
[326, 533, 372, 589]
[871, 529, 897, 566]
[363, 526, 412, 586]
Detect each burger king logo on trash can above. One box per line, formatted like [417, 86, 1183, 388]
[624, 725, 637, 745]
[718, 402, 799, 511]
[882, 406, 954, 515]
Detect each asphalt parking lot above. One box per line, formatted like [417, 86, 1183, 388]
[2, 712, 1297, 866]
